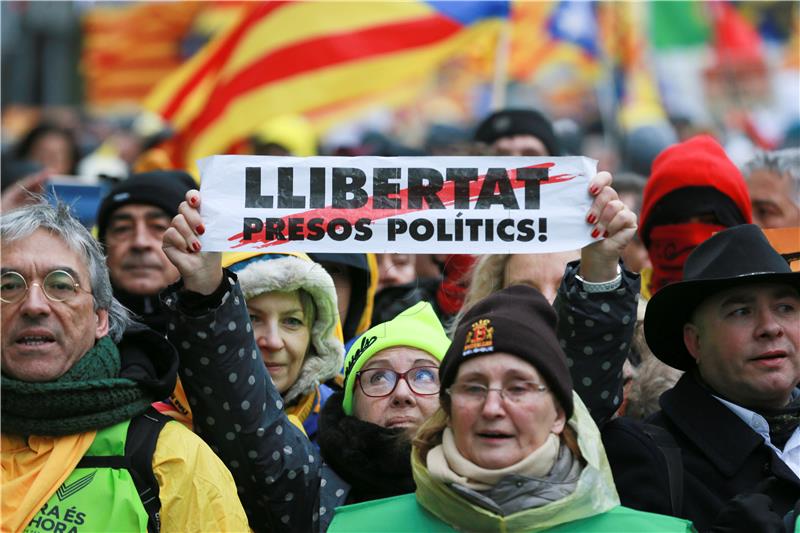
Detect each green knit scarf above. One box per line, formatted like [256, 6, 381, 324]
[1, 336, 155, 436]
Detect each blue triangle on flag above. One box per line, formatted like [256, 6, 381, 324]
[547, 1, 600, 57]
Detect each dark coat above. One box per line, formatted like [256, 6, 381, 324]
[162, 272, 321, 533]
[602, 372, 800, 532]
[114, 284, 171, 335]
[555, 260, 640, 426]
[316, 391, 415, 531]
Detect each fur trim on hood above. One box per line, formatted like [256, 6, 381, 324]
[231, 254, 344, 405]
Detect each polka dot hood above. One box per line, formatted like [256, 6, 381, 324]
[223, 251, 345, 405]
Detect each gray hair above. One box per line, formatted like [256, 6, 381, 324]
[0, 201, 131, 342]
[743, 148, 800, 206]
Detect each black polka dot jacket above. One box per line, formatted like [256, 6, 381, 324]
[554, 260, 640, 427]
[163, 272, 322, 533]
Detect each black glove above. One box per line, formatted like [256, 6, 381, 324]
[710, 492, 785, 533]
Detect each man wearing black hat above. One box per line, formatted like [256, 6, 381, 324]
[473, 108, 561, 157]
[96, 170, 195, 334]
[602, 224, 800, 532]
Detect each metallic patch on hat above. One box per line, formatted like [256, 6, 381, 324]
[463, 319, 494, 356]
[113, 192, 131, 201]
[492, 116, 511, 134]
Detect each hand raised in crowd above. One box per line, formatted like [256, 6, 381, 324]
[161, 189, 223, 295]
[579, 170, 638, 281]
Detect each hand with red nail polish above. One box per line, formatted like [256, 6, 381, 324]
[579, 171, 638, 282]
[162, 189, 222, 295]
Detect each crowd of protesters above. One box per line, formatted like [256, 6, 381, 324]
[2, 107, 799, 533]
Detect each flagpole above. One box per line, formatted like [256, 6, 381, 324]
[595, 3, 620, 159]
[490, 19, 511, 111]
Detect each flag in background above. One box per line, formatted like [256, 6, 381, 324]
[547, 0, 600, 58]
[145, 1, 509, 170]
[81, 3, 201, 108]
[600, 1, 669, 132]
[509, 0, 600, 83]
[649, 0, 711, 51]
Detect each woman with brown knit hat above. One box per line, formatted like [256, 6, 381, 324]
[329, 285, 694, 533]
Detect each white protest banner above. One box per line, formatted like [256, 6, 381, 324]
[198, 155, 599, 254]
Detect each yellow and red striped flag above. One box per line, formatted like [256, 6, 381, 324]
[145, 1, 510, 169]
[81, 3, 201, 108]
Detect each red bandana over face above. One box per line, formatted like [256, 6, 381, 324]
[648, 222, 726, 295]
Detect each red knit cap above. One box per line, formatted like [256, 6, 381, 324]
[639, 134, 752, 242]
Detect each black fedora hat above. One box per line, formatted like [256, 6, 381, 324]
[644, 224, 799, 370]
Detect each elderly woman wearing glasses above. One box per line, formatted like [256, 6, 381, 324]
[314, 301, 450, 522]
[329, 285, 693, 532]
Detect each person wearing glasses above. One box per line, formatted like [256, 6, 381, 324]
[314, 300, 450, 525]
[0, 202, 249, 532]
[329, 285, 693, 532]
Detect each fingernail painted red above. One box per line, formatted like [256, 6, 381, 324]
[590, 186, 599, 195]
[196, 224, 205, 235]
[187, 246, 194, 254]
[190, 196, 198, 206]
[192, 242, 201, 252]
[591, 228, 600, 238]
[587, 214, 597, 224]
[603, 230, 609, 238]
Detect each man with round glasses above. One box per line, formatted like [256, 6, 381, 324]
[1, 269, 90, 305]
[0, 202, 249, 532]
[1, 230, 108, 383]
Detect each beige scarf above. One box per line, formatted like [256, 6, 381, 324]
[426, 427, 560, 491]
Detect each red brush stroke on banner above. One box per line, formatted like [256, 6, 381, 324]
[226, 163, 575, 248]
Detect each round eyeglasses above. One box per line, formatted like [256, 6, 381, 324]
[0, 270, 91, 304]
[356, 366, 440, 397]
[446, 381, 548, 406]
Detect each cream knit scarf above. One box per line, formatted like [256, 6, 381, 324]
[426, 427, 560, 491]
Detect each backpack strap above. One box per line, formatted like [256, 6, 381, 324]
[126, 407, 172, 533]
[642, 423, 684, 517]
[73, 407, 170, 532]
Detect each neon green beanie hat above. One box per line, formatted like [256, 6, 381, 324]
[342, 301, 451, 415]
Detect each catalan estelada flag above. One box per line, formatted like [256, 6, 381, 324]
[145, 1, 509, 169]
[509, 1, 601, 84]
[81, 3, 201, 107]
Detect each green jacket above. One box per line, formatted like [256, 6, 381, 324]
[329, 494, 694, 532]
[330, 394, 695, 533]
[24, 419, 149, 533]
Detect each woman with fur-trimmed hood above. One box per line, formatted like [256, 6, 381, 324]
[223, 251, 344, 440]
